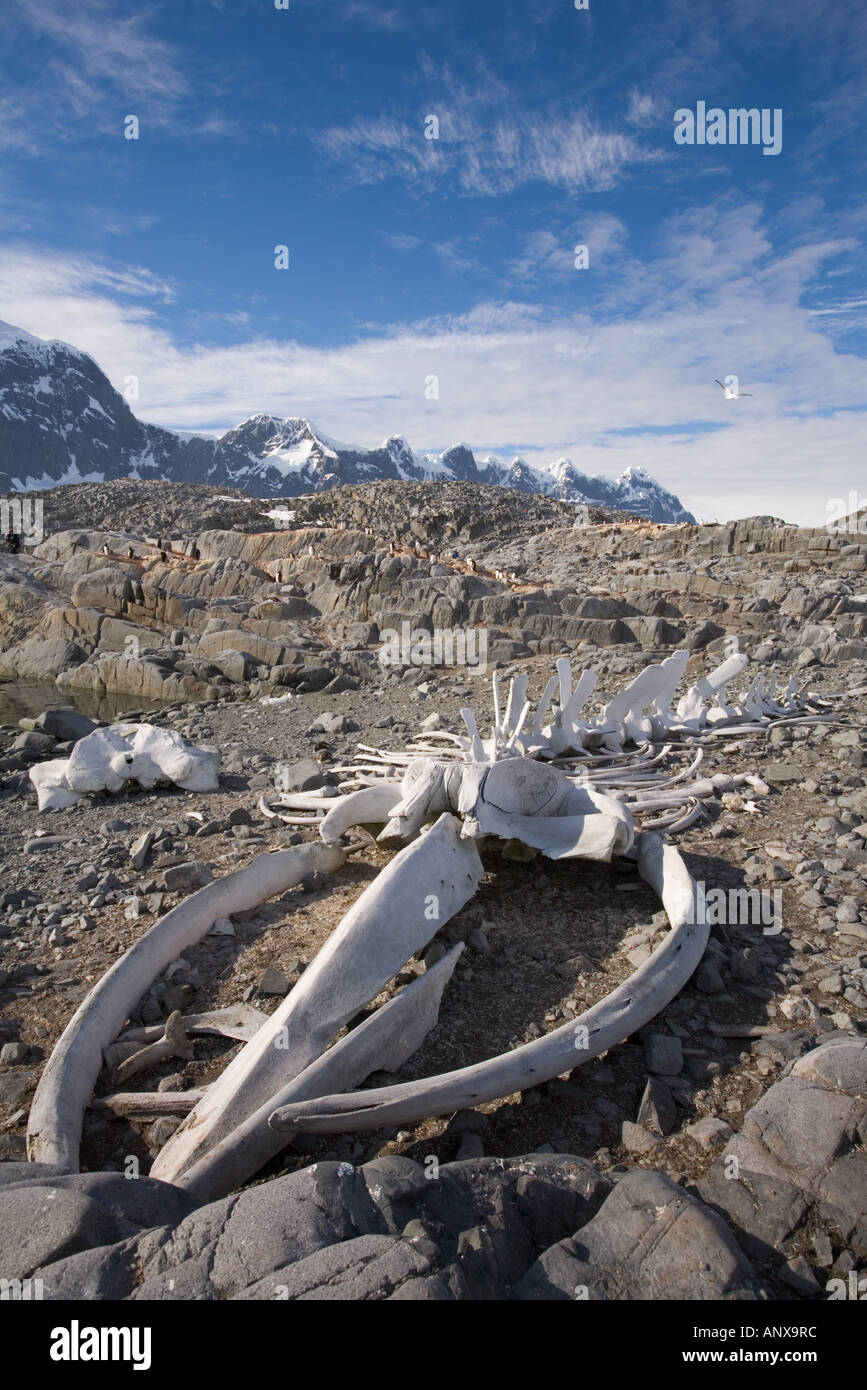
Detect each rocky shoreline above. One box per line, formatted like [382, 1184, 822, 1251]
[1, 479, 864, 712]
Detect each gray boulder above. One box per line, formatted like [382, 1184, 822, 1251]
[698, 1036, 867, 1259]
[515, 1170, 761, 1300]
[33, 707, 97, 741]
[0, 1168, 195, 1283]
[0, 637, 87, 679]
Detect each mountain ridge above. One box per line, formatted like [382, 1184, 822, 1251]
[0, 320, 695, 522]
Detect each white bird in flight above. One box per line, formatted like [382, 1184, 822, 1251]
[715, 377, 752, 400]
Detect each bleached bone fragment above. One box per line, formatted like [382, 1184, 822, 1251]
[319, 784, 403, 843]
[117, 1004, 268, 1046]
[529, 671, 561, 740]
[646, 649, 690, 724]
[642, 800, 703, 832]
[27, 841, 345, 1170]
[743, 774, 770, 796]
[92, 1090, 205, 1118]
[677, 653, 749, 724]
[113, 1011, 194, 1087]
[151, 813, 483, 1184]
[599, 654, 693, 749]
[363, 752, 635, 859]
[503, 674, 529, 738]
[29, 723, 220, 811]
[28, 760, 81, 812]
[402, 652, 824, 763]
[104, 1039, 145, 1072]
[549, 669, 598, 752]
[378, 761, 451, 843]
[460, 760, 634, 860]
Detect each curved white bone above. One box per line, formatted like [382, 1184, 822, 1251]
[268, 833, 704, 1134]
[319, 783, 404, 842]
[114, 1010, 195, 1086]
[152, 813, 483, 1184]
[27, 841, 345, 1170]
[175, 944, 465, 1203]
[642, 799, 703, 832]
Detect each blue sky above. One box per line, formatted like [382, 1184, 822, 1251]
[0, 0, 865, 522]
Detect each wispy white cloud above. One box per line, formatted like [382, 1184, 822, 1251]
[0, 0, 229, 150]
[507, 215, 629, 284]
[344, 1, 408, 30]
[432, 238, 484, 275]
[14, 0, 188, 105]
[626, 89, 658, 128]
[99, 211, 160, 238]
[288, 0, 411, 28]
[380, 232, 422, 251]
[809, 299, 867, 315]
[315, 68, 657, 196]
[0, 203, 863, 526]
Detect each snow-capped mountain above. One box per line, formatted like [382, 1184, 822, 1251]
[0, 322, 695, 522]
[0, 321, 212, 490]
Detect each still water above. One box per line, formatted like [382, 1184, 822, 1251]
[0, 681, 171, 726]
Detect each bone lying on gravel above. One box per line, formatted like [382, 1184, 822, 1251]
[268, 833, 703, 1135]
[29, 722, 221, 811]
[438, 653, 828, 762]
[92, 1090, 206, 1118]
[318, 783, 404, 840]
[114, 1011, 196, 1086]
[151, 813, 484, 1185]
[26, 840, 346, 1171]
[175, 944, 465, 1203]
[317, 752, 635, 859]
[115, 1004, 269, 1047]
[24, 650, 847, 1205]
[257, 654, 833, 840]
[460, 766, 634, 860]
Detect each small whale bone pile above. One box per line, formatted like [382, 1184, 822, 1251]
[29, 723, 220, 812]
[26, 651, 836, 1204]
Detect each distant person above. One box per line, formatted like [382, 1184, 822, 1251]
[5, 530, 20, 554]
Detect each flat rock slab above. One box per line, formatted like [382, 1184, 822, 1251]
[278, 758, 325, 792]
[698, 1036, 867, 1259]
[0, 1188, 141, 1281]
[764, 762, 805, 783]
[514, 1170, 761, 1300]
[9, 1034, 862, 1302]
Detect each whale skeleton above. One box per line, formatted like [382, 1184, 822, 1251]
[27, 651, 842, 1203]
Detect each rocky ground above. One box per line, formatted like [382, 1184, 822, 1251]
[0, 479, 864, 1301]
